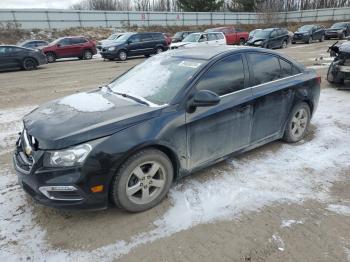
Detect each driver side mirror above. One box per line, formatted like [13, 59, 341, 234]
[56, 43, 61, 47]
[188, 90, 220, 112]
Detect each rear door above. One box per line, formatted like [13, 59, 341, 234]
[186, 54, 253, 169]
[247, 52, 299, 143]
[70, 37, 87, 57]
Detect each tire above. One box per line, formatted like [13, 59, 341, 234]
[327, 64, 335, 83]
[117, 50, 127, 61]
[83, 50, 93, 60]
[306, 36, 312, 44]
[46, 52, 56, 63]
[283, 102, 311, 143]
[155, 47, 163, 54]
[22, 58, 37, 71]
[319, 35, 325, 42]
[238, 38, 245, 45]
[111, 149, 173, 212]
[281, 40, 287, 49]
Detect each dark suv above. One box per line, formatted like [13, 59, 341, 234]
[325, 22, 350, 39]
[292, 24, 325, 44]
[41, 36, 97, 63]
[246, 28, 290, 49]
[100, 32, 168, 61]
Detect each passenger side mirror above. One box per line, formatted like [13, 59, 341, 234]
[189, 90, 220, 109]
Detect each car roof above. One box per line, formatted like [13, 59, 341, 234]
[168, 45, 283, 60]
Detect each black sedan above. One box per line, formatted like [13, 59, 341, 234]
[0, 45, 47, 71]
[325, 22, 350, 39]
[246, 28, 290, 49]
[14, 46, 320, 212]
[292, 24, 325, 44]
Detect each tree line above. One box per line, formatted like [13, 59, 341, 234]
[71, 0, 350, 12]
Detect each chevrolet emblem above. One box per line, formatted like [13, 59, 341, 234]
[25, 145, 32, 156]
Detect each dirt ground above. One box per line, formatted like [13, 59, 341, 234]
[0, 40, 350, 261]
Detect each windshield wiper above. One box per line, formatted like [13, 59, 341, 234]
[100, 85, 150, 106]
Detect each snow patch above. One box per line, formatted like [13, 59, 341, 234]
[281, 219, 303, 228]
[271, 233, 285, 251]
[307, 63, 331, 69]
[327, 204, 350, 216]
[58, 92, 114, 112]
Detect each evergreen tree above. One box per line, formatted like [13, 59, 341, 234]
[177, 0, 225, 11]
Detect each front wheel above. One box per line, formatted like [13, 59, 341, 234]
[155, 47, 163, 54]
[46, 52, 56, 63]
[117, 50, 127, 61]
[111, 149, 173, 212]
[281, 40, 287, 49]
[283, 102, 311, 143]
[238, 38, 245, 45]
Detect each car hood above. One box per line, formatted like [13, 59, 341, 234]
[99, 39, 119, 46]
[170, 42, 191, 48]
[103, 42, 125, 48]
[295, 30, 310, 34]
[326, 28, 342, 31]
[23, 90, 162, 149]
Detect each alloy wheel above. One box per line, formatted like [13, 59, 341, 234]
[84, 50, 93, 59]
[23, 59, 36, 70]
[290, 108, 308, 140]
[156, 47, 163, 54]
[126, 161, 166, 205]
[119, 51, 127, 61]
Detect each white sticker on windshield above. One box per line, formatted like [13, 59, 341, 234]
[178, 61, 201, 68]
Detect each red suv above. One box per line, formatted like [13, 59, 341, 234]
[41, 36, 97, 63]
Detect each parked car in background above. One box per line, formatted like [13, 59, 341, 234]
[170, 32, 226, 49]
[100, 32, 168, 61]
[163, 33, 172, 45]
[205, 27, 249, 45]
[0, 45, 47, 71]
[18, 40, 49, 49]
[327, 41, 350, 84]
[325, 22, 350, 39]
[171, 31, 197, 43]
[41, 36, 97, 63]
[246, 28, 289, 49]
[14, 46, 320, 212]
[97, 33, 127, 51]
[292, 24, 325, 44]
[248, 29, 262, 40]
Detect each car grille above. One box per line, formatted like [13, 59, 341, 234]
[15, 129, 37, 174]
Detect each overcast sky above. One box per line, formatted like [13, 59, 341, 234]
[1, 0, 81, 9]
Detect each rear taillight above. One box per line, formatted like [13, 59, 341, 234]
[316, 75, 321, 85]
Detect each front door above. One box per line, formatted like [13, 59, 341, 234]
[186, 54, 253, 169]
[127, 34, 143, 56]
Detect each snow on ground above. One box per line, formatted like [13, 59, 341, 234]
[327, 204, 350, 216]
[0, 88, 350, 260]
[280, 219, 303, 228]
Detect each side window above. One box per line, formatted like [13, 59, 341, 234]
[247, 53, 281, 85]
[270, 31, 277, 38]
[216, 33, 224, 39]
[196, 54, 245, 96]
[0, 47, 6, 54]
[279, 59, 292, 77]
[141, 34, 153, 42]
[208, 33, 217, 41]
[129, 35, 141, 43]
[199, 34, 208, 42]
[58, 38, 71, 46]
[71, 38, 86, 44]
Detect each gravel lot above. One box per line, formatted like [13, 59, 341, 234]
[0, 41, 350, 261]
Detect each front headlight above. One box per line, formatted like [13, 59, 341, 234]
[108, 46, 116, 51]
[44, 144, 92, 167]
[254, 40, 263, 45]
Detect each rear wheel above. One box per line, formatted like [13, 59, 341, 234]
[283, 102, 311, 143]
[281, 40, 287, 48]
[22, 58, 37, 70]
[83, 49, 93, 60]
[111, 149, 173, 212]
[238, 38, 245, 45]
[117, 50, 127, 61]
[46, 52, 56, 63]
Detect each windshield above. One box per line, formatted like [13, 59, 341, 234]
[114, 33, 133, 43]
[109, 54, 204, 105]
[299, 25, 313, 31]
[183, 33, 201, 42]
[174, 32, 183, 38]
[331, 23, 346, 28]
[107, 34, 119, 40]
[254, 30, 271, 38]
